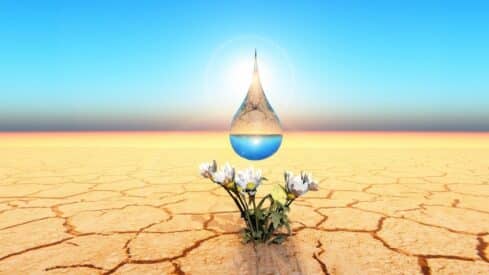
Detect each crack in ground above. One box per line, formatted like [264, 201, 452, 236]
[45, 263, 106, 272]
[0, 237, 74, 261]
[105, 234, 222, 274]
[2, 145, 489, 273]
[476, 235, 489, 263]
[418, 256, 431, 275]
[312, 240, 330, 275]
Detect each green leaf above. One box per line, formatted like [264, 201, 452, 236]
[240, 229, 253, 243]
[257, 209, 267, 224]
[271, 185, 287, 205]
[271, 212, 281, 229]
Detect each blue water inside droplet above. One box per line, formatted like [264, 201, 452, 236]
[229, 134, 283, 160]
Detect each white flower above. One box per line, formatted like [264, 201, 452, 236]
[213, 162, 235, 186]
[212, 170, 225, 183]
[284, 171, 318, 197]
[287, 174, 307, 196]
[301, 171, 319, 191]
[199, 160, 217, 178]
[235, 167, 264, 196]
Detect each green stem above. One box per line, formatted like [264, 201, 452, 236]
[257, 194, 273, 209]
[209, 179, 257, 242]
[264, 201, 276, 240]
[233, 192, 253, 232]
[235, 190, 256, 239]
[211, 179, 244, 215]
[252, 196, 259, 234]
[286, 198, 295, 207]
[223, 187, 245, 217]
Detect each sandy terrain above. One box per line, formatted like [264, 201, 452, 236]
[0, 132, 488, 274]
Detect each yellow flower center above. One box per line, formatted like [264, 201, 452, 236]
[246, 182, 256, 190]
[225, 181, 235, 189]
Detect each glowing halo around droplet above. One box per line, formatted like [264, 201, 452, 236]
[203, 36, 297, 119]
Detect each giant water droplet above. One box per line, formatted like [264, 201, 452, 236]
[230, 50, 283, 160]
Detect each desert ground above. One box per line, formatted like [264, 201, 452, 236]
[0, 132, 488, 274]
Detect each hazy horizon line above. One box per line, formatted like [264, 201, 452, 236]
[1, 129, 489, 133]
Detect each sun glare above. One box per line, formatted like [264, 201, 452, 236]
[226, 57, 273, 96]
[252, 137, 261, 145]
[203, 37, 297, 116]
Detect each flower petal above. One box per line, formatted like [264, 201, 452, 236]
[309, 181, 319, 191]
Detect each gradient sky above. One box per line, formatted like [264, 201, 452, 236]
[1, 1, 488, 131]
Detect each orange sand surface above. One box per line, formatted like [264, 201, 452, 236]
[0, 132, 488, 274]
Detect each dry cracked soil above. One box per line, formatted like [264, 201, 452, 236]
[0, 132, 488, 274]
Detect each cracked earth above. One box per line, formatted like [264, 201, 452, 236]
[0, 132, 488, 274]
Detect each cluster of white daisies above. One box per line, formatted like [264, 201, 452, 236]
[199, 160, 318, 200]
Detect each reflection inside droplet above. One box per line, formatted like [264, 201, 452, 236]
[230, 135, 282, 160]
[252, 137, 260, 145]
[229, 50, 283, 160]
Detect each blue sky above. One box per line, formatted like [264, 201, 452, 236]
[1, 1, 488, 131]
